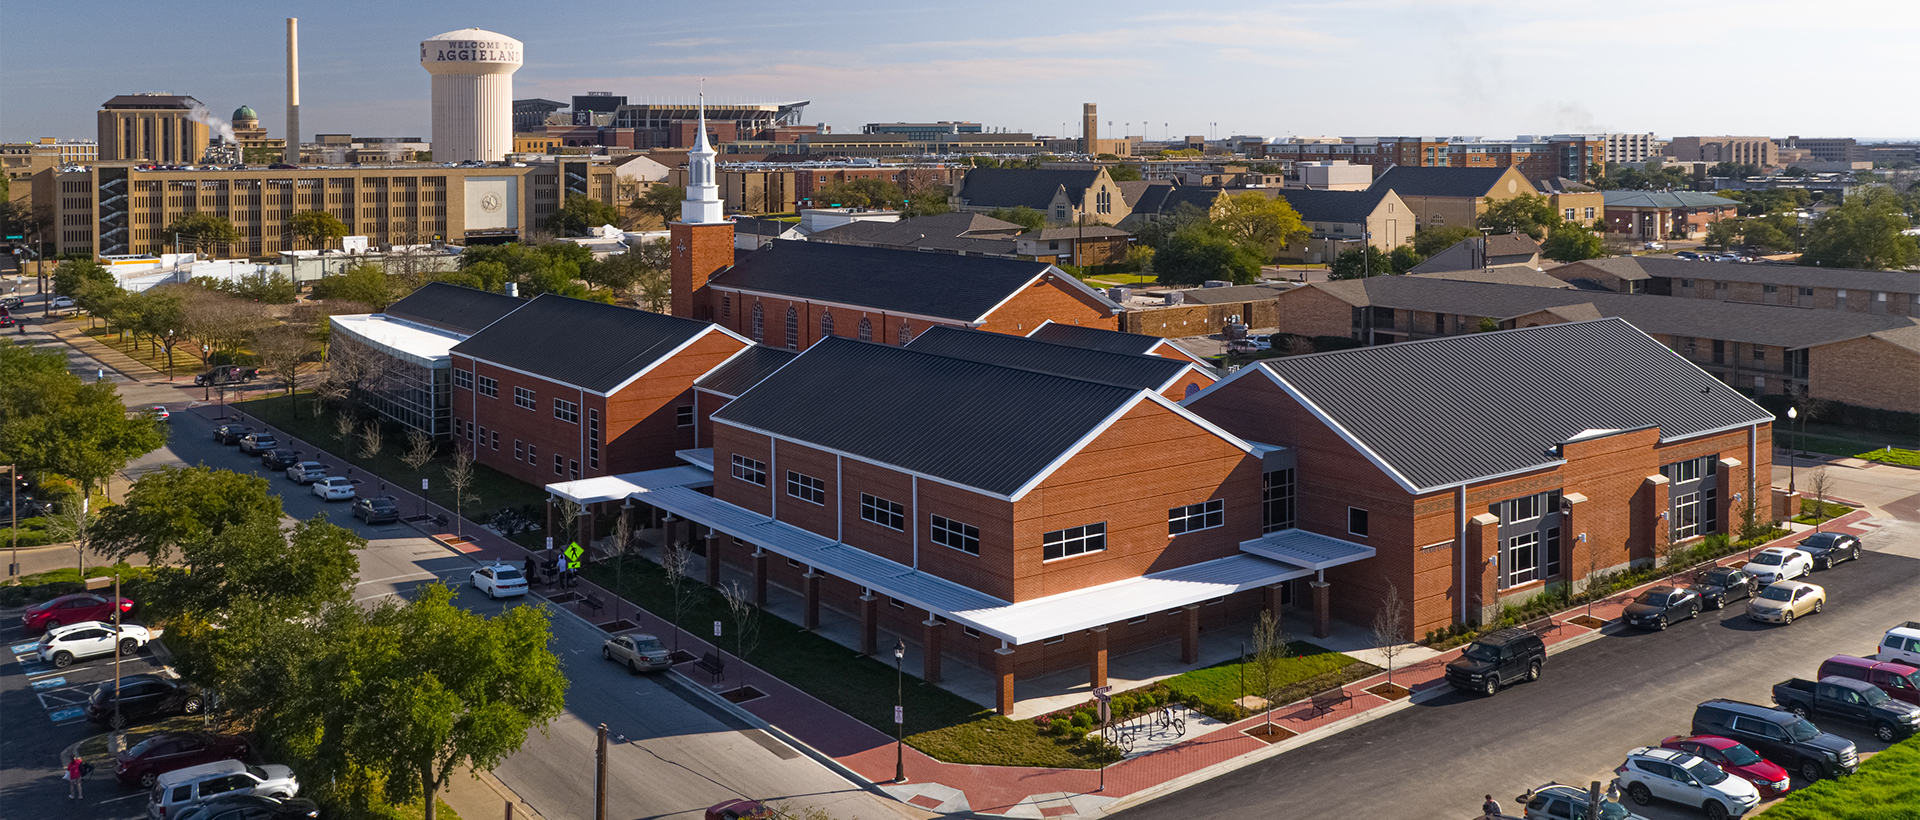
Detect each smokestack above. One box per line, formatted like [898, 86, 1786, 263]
[286, 18, 300, 164]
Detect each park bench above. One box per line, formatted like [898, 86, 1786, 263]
[582, 594, 605, 618]
[1309, 685, 1351, 716]
[1525, 616, 1561, 637]
[695, 652, 727, 684]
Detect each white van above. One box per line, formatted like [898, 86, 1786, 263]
[1879, 622, 1920, 666]
[148, 759, 298, 819]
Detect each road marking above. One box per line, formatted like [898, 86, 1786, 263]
[11, 641, 40, 653]
[356, 571, 442, 587]
[96, 793, 147, 803]
[19, 662, 49, 675]
[49, 707, 85, 722]
[31, 676, 66, 690]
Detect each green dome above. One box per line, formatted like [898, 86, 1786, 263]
[232, 105, 259, 122]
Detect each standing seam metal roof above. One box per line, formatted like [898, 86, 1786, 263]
[1368, 166, 1522, 198]
[958, 168, 1103, 209]
[1026, 322, 1164, 355]
[693, 345, 799, 397]
[905, 326, 1189, 392]
[449, 294, 721, 395]
[707, 240, 1065, 322]
[383, 282, 526, 335]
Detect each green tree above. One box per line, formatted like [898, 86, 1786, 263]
[1478, 193, 1560, 239]
[543, 196, 621, 237]
[287, 210, 348, 250]
[148, 513, 363, 618]
[1388, 244, 1425, 274]
[164, 212, 242, 255]
[1154, 224, 1264, 286]
[816, 178, 902, 209]
[52, 258, 115, 298]
[628, 185, 685, 228]
[1412, 225, 1481, 257]
[1800, 190, 1920, 269]
[1218, 192, 1308, 259]
[1541, 223, 1606, 262]
[310, 263, 397, 310]
[1706, 162, 1760, 179]
[1741, 215, 1796, 253]
[1106, 164, 1142, 182]
[1328, 245, 1390, 280]
[988, 206, 1046, 232]
[0, 346, 166, 501]
[94, 466, 285, 563]
[900, 184, 952, 218]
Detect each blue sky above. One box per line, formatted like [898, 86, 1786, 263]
[3, 0, 1912, 144]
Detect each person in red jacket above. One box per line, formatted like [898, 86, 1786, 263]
[67, 755, 84, 799]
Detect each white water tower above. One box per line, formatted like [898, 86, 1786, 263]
[420, 28, 523, 162]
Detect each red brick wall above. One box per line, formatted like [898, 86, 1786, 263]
[672, 221, 735, 319]
[1163, 370, 1216, 401]
[600, 332, 748, 472]
[975, 276, 1119, 336]
[710, 293, 960, 350]
[1272, 286, 1357, 339]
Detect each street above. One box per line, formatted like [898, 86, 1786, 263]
[1112, 521, 1920, 820]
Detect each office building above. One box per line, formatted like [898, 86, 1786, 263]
[96, 94, 211, 164]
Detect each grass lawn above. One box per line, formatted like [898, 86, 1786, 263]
[1759, 733, 1918, 818]
[1160, 642, 1374, 719]
[1085, 273, 1156, 287]
[233, 394, 548, 541]
[1854, 446, 1920, 467]
[81, 325, 203, 379]
[580, 558, 1108, 768]
[1793, 497, 1858, 526]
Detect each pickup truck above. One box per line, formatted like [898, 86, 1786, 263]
[194, 365, 261, 386]
[1772, 676, 1920, 742]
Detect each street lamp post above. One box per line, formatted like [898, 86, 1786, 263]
[893, 639, 907, 783]
[1786, 407, 1798, 495]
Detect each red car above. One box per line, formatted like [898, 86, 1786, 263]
[21, 593, 134, 632]
[706, 800, 773, 820]
[113, 731, 251, 788]
[1662, 735, 1793, 798]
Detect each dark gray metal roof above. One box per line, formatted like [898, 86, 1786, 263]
[1369, 166, 1520, 199]
[450, 294, 720, 395]
[101, 95, 201, 110]
[694, 345, 799, 397]
[1273, 188, 1391, 224]
[1027, 323, 1165, 355]
[384, 282, 525, 335]
[1631, 257, 1920, 293]
[905, 326, 1189, 391]
[1177, 283, 1292, 305]
[957, 168, 1102, 209]
[1256, 318, 1773, 490]
[707, 240, 1061, 322]
[713, 336, 1143, 497]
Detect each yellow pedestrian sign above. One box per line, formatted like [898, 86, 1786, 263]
[564, 541, 583, 568]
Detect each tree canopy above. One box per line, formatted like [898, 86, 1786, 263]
[52, 258, 115, 298]
[0, 344, 166, 499]
[1478, 193, 1560, 240]
[1800, 189, 1919, 269]
[166, 212, 242, 254]
[543, 196, 621, 237]
[454, 243, 599, 300]
[988, 206, 1046, 232]
[629, 185, 685, 229]
[1106, 164, 1142, 182]
[1153, 224, 1264, 286]
[1541, 223, 1606, 262]
[1216, 192, 1308, 259]
[288, 210, 348, 250]
[1328, 245, 1391, 280]
[310, 263, 399, 310]
[1412, 225, 1481, 257]
[94, 465, 286, 564]
[815, 178, 902, 209]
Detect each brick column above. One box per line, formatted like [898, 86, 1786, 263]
[1561, 493, 1588, 591]
[922, 619, 945, 684]
[995, 646, 1017, 716]
[752, 551, 769, 607]
[802, 571, 822, 631]
[704, 533, 721, 589]
[859, 593, 879, 656]
[1772, 488, 1801, 523]
[1089, 626, 1109, 689]
[1310, 580, 1331, 639]
[1644, 474, 1671, 565]
[1180, 604, 1201, 665]
[1263, 583, 1284, 618]
[1719, 457, 1744, 535]
[1469, 512, 1501, 625]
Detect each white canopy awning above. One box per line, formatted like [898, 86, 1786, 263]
[545, 465, 713, 505]
[1239, 528, 1377, 571]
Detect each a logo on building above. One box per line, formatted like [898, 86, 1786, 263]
[480, 193, 502, 213]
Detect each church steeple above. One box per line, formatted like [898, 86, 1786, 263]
[680, 91, 724, 224]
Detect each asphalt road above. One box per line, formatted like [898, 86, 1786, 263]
[1113, 524, 1920, 820]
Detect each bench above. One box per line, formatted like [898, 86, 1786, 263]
[1525, 616, 1561, 637]
[695, 652, 727, 684]
[582, 594, 605, 618]
[1309, 686, 1351, 716]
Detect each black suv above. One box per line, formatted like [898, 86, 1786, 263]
[1695, 566, 1758, 610]
[1623, 585, 1701, 630]
[213, 424, 254, 445]
[1796, 532, 1862, 570]
[85, 674, 205, 729]
[1692, 698, 1858, 782]
[351, 496, 400, 525]
[1446, 628, 1546, 695]
[260, 449, 302, 471]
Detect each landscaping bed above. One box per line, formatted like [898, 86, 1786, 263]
[1758, 733, 1917, 818]
[1791, 497, 1857, 527]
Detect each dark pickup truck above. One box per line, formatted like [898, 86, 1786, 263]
[194, 365, 260, 386]
[1772, 676, 1920, 743]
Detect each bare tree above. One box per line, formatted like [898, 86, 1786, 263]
[1585, 536, 1606, 620]
[554, 499, 584, 552]
[1807, 466, 1835, 523]
[443, 443, 478, 539]
[607, 509, 637, 626]
[720, 579, 763, 686]
[1249, 609, 1291, 729]
[252, 323, 312, 397]
[400, 429, 435, 473]
[660, 538, 695, 655]
[312, 339, 393, 419]
[631, 238, 673, 313]
[42, 492, 99, 580]
[332, 412, 357, 450]
[357, 421, 384, 460]
[1371, 581, 1407, 687]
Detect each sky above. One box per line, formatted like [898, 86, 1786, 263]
[3, 0, 1914, 145]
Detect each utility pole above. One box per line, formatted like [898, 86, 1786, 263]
[594, 723, 608, 820]
[113, 572, 123, 729]
[7, 464, 17, 578]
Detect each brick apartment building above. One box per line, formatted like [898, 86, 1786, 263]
[1549, 257, 1920, 318]
[1256, 135, 1601, 182]
[1601, 191, 1740, 240]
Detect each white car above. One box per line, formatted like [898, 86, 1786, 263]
[603, 633, 673, 673]
[50, 295, 76, 309]
[310, 476, 355, 501]
[38, 621, 151, 668]
[1617, 746, 1760, 820]
[470, 562, 529, 599]
[1642, 242, 1666, 250]
[1741, 547, 1813, 586]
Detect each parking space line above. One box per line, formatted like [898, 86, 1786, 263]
[96, 793, 146, 803]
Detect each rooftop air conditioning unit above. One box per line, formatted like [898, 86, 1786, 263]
[1164, 292, 1185, 306]
[1108, 287, 1132, 302]
[1203, 280, 1231, 288]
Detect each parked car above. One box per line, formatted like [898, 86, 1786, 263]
[1795, 532, 1862, 570]
[114, 731, 252, 789]
[144, 405, 171, 421]
[1818, 656, 1920, 707]
[310, 476, 355, 501]
[260, 449, 301, 471]
[603, 633, 673, 674]
[1740, 547, 1813, 586]
[37, 621, 150, 668]
[1615, 745, 1760, 820]
[1445, 628, 1546, 695]
[1519, 783, 1644, 820]
[1693, 567, 1758, 610]
[21, 592, 135, 631]
[1675, 251, 1703, 260]
[1660, 735, 1793, 798]
[351, 495, 400, 524]
[1642, 242, 1666, 250]
[175, 794, 321, 820]
[237, 432, 278, 455]
[1623, 585, 1701, 630]
[147, 760, 299, 820]
[0, 312, 14, 329]
[0, 295, 22, 309]
[1748, 580, 1824, 625]
[1691, 699, 1858, 782]
[1771, 676, 1920, 742]
[706, 799, 774, 820]
[1878, 622, 1920, 666]
[214, 424, 255, 446]
[50, 295, 76, 309]
[284, 462, 326, 485]
[469, 562, 529, 599]
[86, 673, 205, 729]
[195, 366, 260, 386]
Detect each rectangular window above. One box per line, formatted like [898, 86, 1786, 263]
[1545, 527, 1562, 578]
[514, 440, 524, 461]
[527, 443, 537, 463]
[453, 369, 473, 391]
[1506, 532, 1539, 587]
[1674, 491, 1701, 539]
[1504, 495, 1541, 523]
[478, 375, 498, 398]
[1584, 207, 1596, 219]
[514, 386, 535, 410]
[1043, 523, 1106, 561]
[586, 409, 599, 469]
[930, 514, 980, 556]
[676, 405, 694, 427]
[1348, 507, 1370, 538]
[731, 454, 767, 486]
[1043, 634, 1066, 646]
[1752, 347, 1765, 362]
[490, 431, 499, 451]
[1763, 284, 1778, 294]
[1168, 499, 1224, 535]
[553, 398, 578, 424]
[888, 597, 906, 610]
[786, 471, 825, 505]
[860, 493, 905, 531]
[569, 459, 579, 479]
[553, 453, 564, 476]
[962, 626, 981, 639]
[1262, 469, 1296, 533]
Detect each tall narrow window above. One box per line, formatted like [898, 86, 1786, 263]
[820, 310, 834, 339]
[785, 305, 799, 350]
[858, 317, 873, 342]
[721, 294, 731, 320]
[897, 321, 913, 345]
[751, 302, 764, 343]
[586, 408, 600, 470]
[1262, 469, 1295, 533]
[1506, 532, 1539, 586]
[1544, 527, 1562, 578]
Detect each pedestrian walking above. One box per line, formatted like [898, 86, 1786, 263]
[66, 755, 84, 799]
[1481, 794, 1501, 818]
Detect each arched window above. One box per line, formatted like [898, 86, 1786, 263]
[750, 302, 764, 343]
[897, 321, 914, 345]
[1184, 383, 1200, 399]
[820, 310, 835, 339]
[785, 305, 799, 350]
[858, 317, 873, 342]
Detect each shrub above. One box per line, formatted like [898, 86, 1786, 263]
[1071, 711, 1093, 730]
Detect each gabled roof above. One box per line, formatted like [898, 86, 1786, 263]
[732, 216, 798, 239]
[1117, 181, 1174, 213]
[1025, 322, 1211, 366]
[450, 294, 740, 395]
[384, 282, 525, 335]
[1408, 234, 1542, 274]
[709, 240, 1113, 323]
[1629, 257, 1920, 293]
[1369, 166, 1527, 199]
[694, 345, 798, 398]
[1560, 256, 1655, 282]
[1602, 191, 1739, 209]
[1028, 226, 1132, 240]
[1177, 283, 1292, 304]
[809, 211, 1025, 249]
[958, 168, 1104, 209]
[905, 326, 1194, 392]
[1273, 188, 1390, 224]
[1409, 268, 1570, 288]
[1228, 319, 1773, 492]
[712, 336, 1161, 498]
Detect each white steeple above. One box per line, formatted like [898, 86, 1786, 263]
[680, 89, 724, 224]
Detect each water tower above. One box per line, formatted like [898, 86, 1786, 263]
[420, 28, 523, 162]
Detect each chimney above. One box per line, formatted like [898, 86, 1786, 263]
[286, 18, 300, 164]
